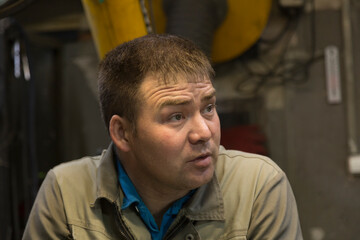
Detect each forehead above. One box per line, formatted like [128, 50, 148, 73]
[140, 75, 214, 94]
[138, 75, 215, 107]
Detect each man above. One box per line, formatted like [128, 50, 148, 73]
[23, 34, 302, 239]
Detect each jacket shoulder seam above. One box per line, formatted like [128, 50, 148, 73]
[218, 150, 282, 175]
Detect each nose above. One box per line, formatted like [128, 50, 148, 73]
[188, 114, 212, 144]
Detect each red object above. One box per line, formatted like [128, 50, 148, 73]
[221, 125, 267, 155]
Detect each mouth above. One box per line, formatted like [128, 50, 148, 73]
[188, 153, 213, 168]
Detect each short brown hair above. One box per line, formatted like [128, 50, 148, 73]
[98, 34, 215, 131]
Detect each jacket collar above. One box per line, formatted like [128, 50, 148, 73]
[95, 142, 123, 204]
[184, 172, 225, 221]
[94, 143, 225, 221]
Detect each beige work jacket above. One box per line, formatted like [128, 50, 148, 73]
[23, 144, 303, 239]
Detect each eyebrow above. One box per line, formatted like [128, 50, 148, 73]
[159, 89, 216, 109]
[201, 89, 216, 102]
[159, 98, 192, 109]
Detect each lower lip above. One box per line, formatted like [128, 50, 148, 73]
[189, 155, 212, 168]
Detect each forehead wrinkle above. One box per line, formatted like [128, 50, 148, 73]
[154, 88, 193, 110]
[140, 76, 215, 111]
[144, 84, 187, 100]
[142, 83, 192, 109]
[201, 89, 216, 102]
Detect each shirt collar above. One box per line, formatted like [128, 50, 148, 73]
[116, 159, 142, 210]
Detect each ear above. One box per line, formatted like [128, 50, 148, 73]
[109, 115, 132, 152]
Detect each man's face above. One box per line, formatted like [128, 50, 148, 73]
[126, 76, 221, 194]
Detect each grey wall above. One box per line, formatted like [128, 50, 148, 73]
[265, 7, 360, 240]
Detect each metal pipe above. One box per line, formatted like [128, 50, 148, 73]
[342, 0, 357, 155]
[342, 0, 360, 174]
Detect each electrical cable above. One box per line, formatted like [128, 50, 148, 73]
[260, 16, 296, 45]
[235, 0, 320, 96]
[280, 0, 318, 85]
[147, 0, 157, 33]
[236, 15, 300, 96]
[139, 0, 153, 33]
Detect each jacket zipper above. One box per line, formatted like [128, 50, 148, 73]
[114, 203, 136, 240]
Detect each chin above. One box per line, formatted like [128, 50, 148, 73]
[189, 169, 215, 189]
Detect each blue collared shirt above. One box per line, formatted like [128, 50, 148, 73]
[116, 160, 194, 240]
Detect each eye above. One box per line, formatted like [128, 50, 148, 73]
[169, 113, 185, 122]
[202, 104, 216, 115]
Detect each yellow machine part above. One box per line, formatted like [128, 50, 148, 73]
[81, 0, 148, 59]
[151, 0, 273, 63]
[212, 0, 272, 63]
[82, 0, 272, 63]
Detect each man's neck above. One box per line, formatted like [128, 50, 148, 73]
[116, 150, 189, 226]
[128, 172, 188, 227]
[116, 150, 189, 227]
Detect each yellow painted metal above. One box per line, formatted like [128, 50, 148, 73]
[211, 0, 273, 63]
[150, 0, 166, 33]
[81, 0, 148, 59]
[82, 0, 272, 63]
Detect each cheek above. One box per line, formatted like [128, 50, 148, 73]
[210, 116, 221, 141]
[158, 131, 186, 150]
[142, 128, 184, 152]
